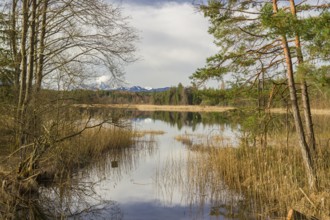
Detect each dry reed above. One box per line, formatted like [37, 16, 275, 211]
[173, 130, 330, 219]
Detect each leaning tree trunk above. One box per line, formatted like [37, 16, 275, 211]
[272, 0, 317, 190]
[289, 0, 316, 153]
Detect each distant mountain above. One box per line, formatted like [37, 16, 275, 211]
[77, 83, 170, 92]
[115, 86, 170, 92]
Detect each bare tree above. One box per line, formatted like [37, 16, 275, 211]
[5, 0, 137, 146]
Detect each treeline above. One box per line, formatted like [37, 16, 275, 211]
[61, 83, 202, 105]
[56, 79, 330, 108]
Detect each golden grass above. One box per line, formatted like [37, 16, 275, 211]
[134, 130, 166, 137]
[156, 144, 330, 219]
[269, 108, 330, 115]
[207, 146, 329, 218]
[175, 133, 233, 150]
[171, 130, 330, 219]
[42, 126, 135, 174]
[0, 124, 140, 219]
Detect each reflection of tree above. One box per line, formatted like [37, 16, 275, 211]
[113, 109, 330, 150]
[86, 136, 157, 184]
[37, 132, 156, 219]
[68, 201, 123, 220]
[150, 111, 239, 131]
[155, 151, 249, 219]
[40, 181, 123, 220]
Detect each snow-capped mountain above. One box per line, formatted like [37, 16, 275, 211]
[77, 83, 170, 92]
[116, 86, 170, 92]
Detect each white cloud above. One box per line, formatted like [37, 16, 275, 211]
[118, 2, 218, 88]
[96, 75, 111, 84]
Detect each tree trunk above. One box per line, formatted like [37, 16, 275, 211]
[17, 0, 29, 151]
[289, 0, 316, 153]
[36, 0, 48, 91]
[10, 0, 20, 89]
[24, 0, 37, 106]
[18, 0, 29, 118]
[272, 0, 317, 190]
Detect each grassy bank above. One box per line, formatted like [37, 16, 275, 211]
[204, 146, 330, 219]
[174, 132, 330, 219]
[0, 124, 140, 219]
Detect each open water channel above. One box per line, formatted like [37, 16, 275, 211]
[62, 111, 255, 220]
[38, 110, 330, 219]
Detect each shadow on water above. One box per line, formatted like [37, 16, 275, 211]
[25, 129, 157, 219]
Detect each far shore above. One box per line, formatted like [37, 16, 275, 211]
[73, 104, 330, 115]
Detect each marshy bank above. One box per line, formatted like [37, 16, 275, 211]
[0, 107, 154, 219]
[167, 113, 330, 219]
[1, 108, 330, 219]
[173, 137, 330, 219]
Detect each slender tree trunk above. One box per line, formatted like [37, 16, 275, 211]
[17, 0, 29, 150]
[36, 0, 48, 91]
[289, 0, 316, 153]
[10, 0, 20, 89]
[23, 0, 37, 106]
[272, 0, 317, 190]
[18, 0, 29, 117]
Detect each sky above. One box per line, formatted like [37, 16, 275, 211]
[102, 0, 218, 88]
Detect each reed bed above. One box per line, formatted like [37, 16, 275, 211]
[134, 130, 166, 138]
[175, 133, 233, 151]
[37, 125, 136, 183]
[174, 132, 330, 219]
[0, 124, 138, 219]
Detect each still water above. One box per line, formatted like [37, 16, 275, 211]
[74, 113, 247, 220]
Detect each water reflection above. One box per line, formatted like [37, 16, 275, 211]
[76, 113, 247, 219]
[31, 125, 156, 219]
[127, 110, 241, 132]
[35, 110, 330, 219]
[155, 150, 250, 219]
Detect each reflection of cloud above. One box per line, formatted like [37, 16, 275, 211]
[109, 1, 217, 87]
[144, 118, 153, 123]
[119, 201, 208, 220]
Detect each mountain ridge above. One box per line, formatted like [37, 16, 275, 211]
[79, 83, 170, 92]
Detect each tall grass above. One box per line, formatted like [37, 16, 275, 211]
[208, 145, 329, 216]
[172, 131, 330, 219]
[168, 113, 330, 219]
[0, 123, 138, 219]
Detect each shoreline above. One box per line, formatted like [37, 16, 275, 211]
[73, 104, 330, 115]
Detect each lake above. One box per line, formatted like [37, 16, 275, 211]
[38, 110, 330, 219]
[67, 111, 251, 220]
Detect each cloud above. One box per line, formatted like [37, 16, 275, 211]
[113, 0, 196, 6]
[112, 1, 218, 88]
[96, 75, 111, 84]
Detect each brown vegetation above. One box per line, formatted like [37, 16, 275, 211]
[173, 130, 330, 219]
[0, 125, 137, 218]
